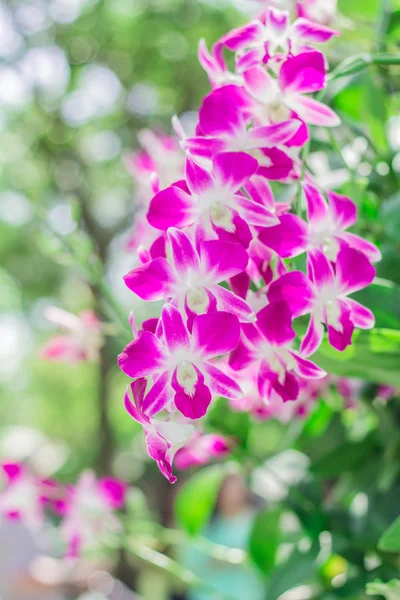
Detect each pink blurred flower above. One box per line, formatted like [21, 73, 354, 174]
[41, 308, 104, 364]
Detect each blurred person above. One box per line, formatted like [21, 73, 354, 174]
[179, 475, 264, 600]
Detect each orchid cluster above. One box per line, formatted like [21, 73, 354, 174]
[0, 462, 126, 559]
[118, 5, 381, 483]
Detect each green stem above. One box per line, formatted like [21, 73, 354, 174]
[328, 52, 400, 84]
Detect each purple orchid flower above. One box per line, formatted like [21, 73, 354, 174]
[124, 227, 255, 323]
[243, 51, 340, 128]
[259, 181, 382, 262]
[118, 304, 242, 420]
[60, 471, 126, 558]
[267, 247, 376, 353]
[182, 84, 301, 178]
[147, 151, 278, 244]
[124, 379, 194, 483]
[222, 6, 339, 71]
[229, 300, 326, 402]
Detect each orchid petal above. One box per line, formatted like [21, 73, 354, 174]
[336, 248, 376, 295]
[201, 239, 249, 281]
[192, 311, 240, 359]
[303, 181, 330, 225]
[267, 271, 316, 317]
[161, 304, 190, 353]
[326, 189, 357, 230]
[222, 21, 263, 51]
[279, 51, 326, 94]
[118, 332, 166, 378]
[257, 301, 296, 346]
[204, 363, 243, 399]
[339, 232, 382, 263]
[290, 352, 327, 379]
[143, 372, 171, 417]
[291, 18, 339, 43]
[213, 152, 258, 192]
[186, 155, 214, 195]
[213, 285, 255, 323]
[300, 317, 325, 357]
[124, 258, 176, 301]
[174, 382, 212, 420]
[243, 66, 280, 104]
[167, 228, 200, 278]
[288, 95, 341, 127]
[148, 185, 195, 230]
[345, 298, 375, 329]
[259, 213, 308, 258]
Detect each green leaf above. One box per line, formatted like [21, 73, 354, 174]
[175, 464, 230, 536]
[311, 437, 375, 478]
[313, 329, 400, 388]
[367, 579, 400, 599]
[378, 515, 400, 552]
[265, 542, 319, 600]
[248, 508, 282, 576]
[338, 0, 380, 19]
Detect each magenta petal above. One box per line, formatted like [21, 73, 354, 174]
[262, 369, 299, 402]
[244, 176, 275, 210]
[186, 155, 214, 195]
[143, 371, 171, 416]
[192, 311, 240, 359]
[336, 248, 376, 295]
[327, 310, 354, 352]
[279, 51, 326, 94]
[204, 362, 243, 399]
[267, 271, 316, 317]
[292, 18, 339, 43]
[257, 301, 296, 346]
[326, 190, 357, 230]
[303, 181, 329, 225]
[290, 352, 327, 379]
[228, 340, 254, 371]
[124, 258, 176, 301]
[300, 317, 325, 357]
[292, 96, 341, 127]
[244, 66, 278, 102]
[99, 478, 126, 509]
[145, 431, 176, 484]
[161, 304, 190, 353]
[174, 382, 212, 420]
[118, 332, 166, 378]
[201, 239, 248, 281]
[308, 249, 335, 289]
[167, 228, 200, 278]
[213, 152, 258, 191]
[124, 379, 149, 425]
[199, 85, 248, 136]
[257, 147, 295, 181]
[222, 21, 263, 51]
[345, 298, 375, 329]
[247, 119, 302, 147]
[183, 136, 226, 160]
[339, 232, 382, 263]
[235, 194, 279, 227]
[213, 285, 255, 323]
[148, 185, 195, 230]
[259, 214, 308, 258]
